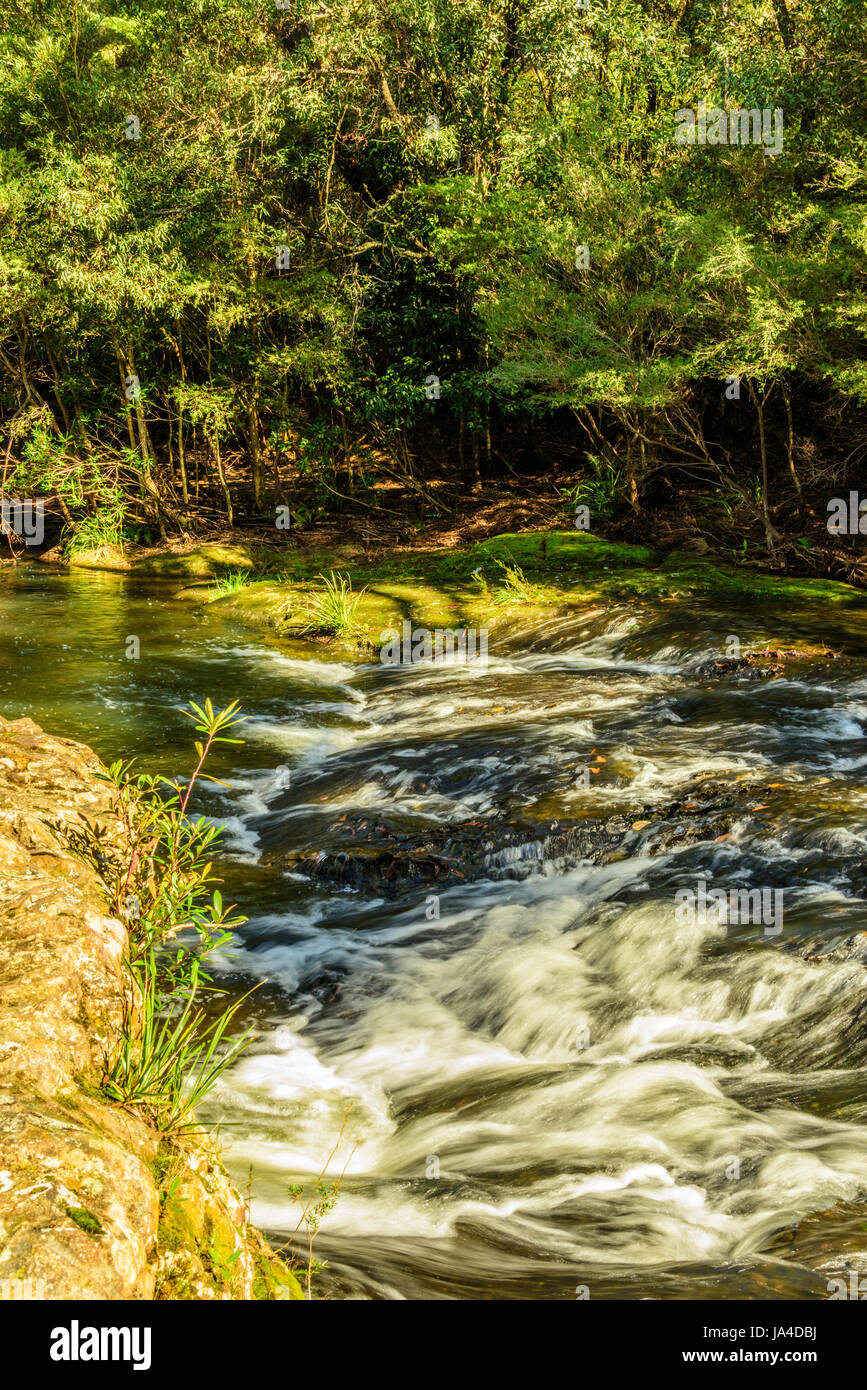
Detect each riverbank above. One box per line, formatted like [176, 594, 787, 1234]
[0, 712, 302, 1300]
[55, 528, 867, 655]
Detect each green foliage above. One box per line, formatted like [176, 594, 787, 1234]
[209, 569, 253, 599]
[0, 0, 864, 527]
[98, 698, 247, 985]
[491, 556, 537, 604]
[283, 570, 367, 636]
[280, 1105, 353, 1299]
[62, 504, 127, 558]
[561, 459, 625, 520]
[98, 700, 254, 1134]
[102, 953, 254, 1133]
[286, 1179, 339, 1299]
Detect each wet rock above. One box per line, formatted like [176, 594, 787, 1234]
[765, 1200, 867, 1281]
[0, 716, 159, 1297]
[0, 1090, 159, 1299]
[693, 646, 839, 684]
[275, 795, 738, 893]
[794, 931, 867, 965]
[693, 656, 778, 681]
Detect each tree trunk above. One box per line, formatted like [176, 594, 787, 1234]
[212, 435, 233, 526]
[626, 437, 638, 510]
[782, 383, 801, 497]
[177, 407, 189, 504]
[116, 348, 138, 455]
[45, 340, 72, 434]
[248, 401, 264, 511]
[340, 410, 352, 495]
[771, 0, 795, 49]
[753, 387, 776, 551]
[119, 340, 156, 476]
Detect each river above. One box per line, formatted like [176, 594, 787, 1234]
[3, 563, 867, 1299]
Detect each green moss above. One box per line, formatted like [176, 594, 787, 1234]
[466, 530, 655, 569]
[65, 1204, 104, 1236]
[157, 1222, 183, 1255]
[159, 1192, 202, 1249]
[253, 1251, 305, 1301]
[132, 544, 263, 578]
[166, 528, 867, 645]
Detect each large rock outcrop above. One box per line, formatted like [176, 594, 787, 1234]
[0, 714, 300, 1301]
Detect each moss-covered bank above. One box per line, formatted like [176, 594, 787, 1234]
[0, 713, 301, 1301]
[87, 529, 867, 649]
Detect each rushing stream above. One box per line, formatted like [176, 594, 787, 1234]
[3, 564, 867, 1299]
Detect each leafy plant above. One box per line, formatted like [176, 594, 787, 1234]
[98, 699, 247, 987]
[98, 701, 254, 1132]
[62, 509, 127, 558]
[101, 952, 255, 1132]
[561, 459, 624, 519]
[277, 1106, 354, 1300]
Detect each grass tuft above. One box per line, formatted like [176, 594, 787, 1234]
[208, 569, 253, 600]
[281, 570, 367, 636]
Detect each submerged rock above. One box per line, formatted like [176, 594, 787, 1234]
[273, 781, 751, 892]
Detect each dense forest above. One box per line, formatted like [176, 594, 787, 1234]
[1, 0, 865, 564]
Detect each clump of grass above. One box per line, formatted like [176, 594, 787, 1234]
[97, 699, 255, 1134]
[559, 457, 624, 519]
[491, 556, 537, 604]
[208, 569, 252, 599]
[471, 566, 490, 595]
[281, 570, 367, 636]
[62, 506, 127, 559]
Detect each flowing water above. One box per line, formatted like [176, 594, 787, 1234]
[3, 564, 867, 1299]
